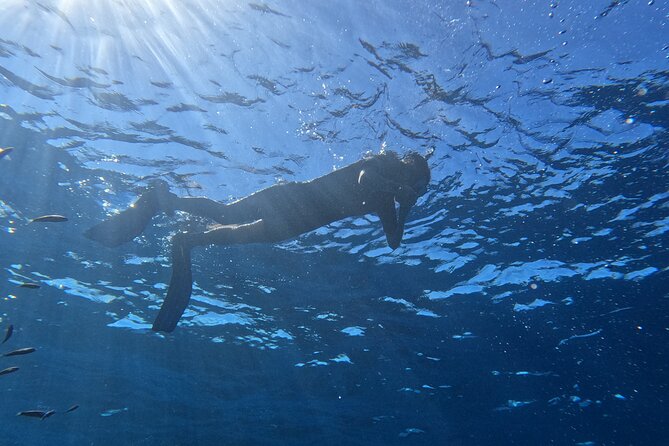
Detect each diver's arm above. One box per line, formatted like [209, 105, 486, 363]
[377, 198, 412, 250]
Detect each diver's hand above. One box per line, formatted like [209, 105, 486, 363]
[387, 232, 402, 250]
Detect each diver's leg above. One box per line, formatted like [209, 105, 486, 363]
[168, 197, 227, 222]
[172, 183, 305, 225]
[151, 219, 288, 332]
[167, 182, 302, 225]
[168, 193, 273, 225]
[84, 180, 174, 248]
[85, 181, 270, 247]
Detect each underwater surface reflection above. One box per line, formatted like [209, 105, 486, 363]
[0, 1, 668, 444]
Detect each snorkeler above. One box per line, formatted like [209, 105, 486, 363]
[85, 151, 431, 332]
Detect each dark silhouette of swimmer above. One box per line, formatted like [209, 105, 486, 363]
[85, 151, 431, 332]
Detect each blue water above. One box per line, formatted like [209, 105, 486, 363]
[1, 1, 668, 444]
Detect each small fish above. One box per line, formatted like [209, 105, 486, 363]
[0, 366, 19, 376]
[17, 410, 46, 418]
[30, 215, 68, 223]
[4, 347, 35, 357]
[17, 409, 55, 420]
[2, 324, 13, 343]
[19, 282, 41, 289]
[0, 147, 13, 159]
[65, 404, 79, 413]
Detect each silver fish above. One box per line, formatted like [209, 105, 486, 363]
[65, 404, 79, 413]
[0, 366, 19, 376]
[3, 347, 35, 357]
[2, 324, 12, 343]
[19, 282, 41, 289]
[30, 215, 68, 223]
[17, 409, 55, 420]
[0, 147, 13, 159]
[17, 410, 46, 418]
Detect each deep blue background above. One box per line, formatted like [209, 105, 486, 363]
[0, 1, 667, 445]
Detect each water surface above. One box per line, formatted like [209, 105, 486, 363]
[0, 1, 667, 444]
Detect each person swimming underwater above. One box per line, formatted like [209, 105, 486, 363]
[85, 150, 431, 332]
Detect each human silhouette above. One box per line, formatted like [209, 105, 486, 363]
[85, 151, 431, 332]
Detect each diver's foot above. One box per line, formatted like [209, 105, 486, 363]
[84, 180, 175, 247]
[150, 179, 176, 216]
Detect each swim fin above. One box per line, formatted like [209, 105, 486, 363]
[84, 181, 172, 248]
[152, 241, 192, 332]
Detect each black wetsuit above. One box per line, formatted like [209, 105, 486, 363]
[211, 153, 407, 245]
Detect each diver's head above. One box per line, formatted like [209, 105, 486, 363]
[400, 151, 431, 196]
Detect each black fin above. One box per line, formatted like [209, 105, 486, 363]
[84, 187, 161, 247]
[152, 246, 192, 332]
